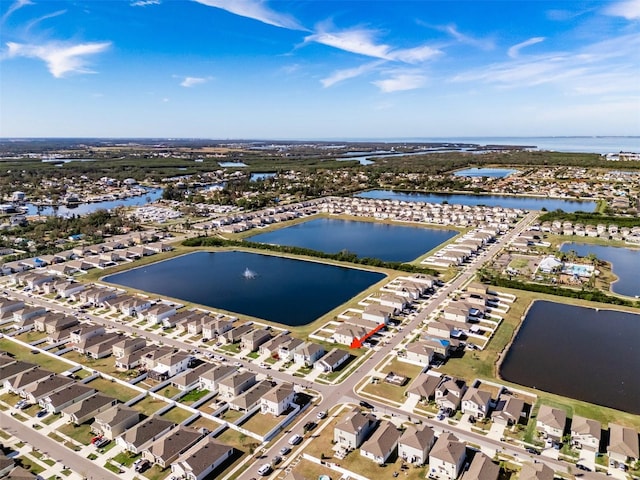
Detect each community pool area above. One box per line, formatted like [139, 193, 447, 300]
[561, 262, 594, 277]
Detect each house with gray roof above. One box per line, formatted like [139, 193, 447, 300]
[229, 380, 274, 412]
[406, 373, 441, 403]
[461, 452, 499, 480]
[116, 416, 175, 453]
[491, 395, 525, 426]
[171, 363, 215, 391]
[62, 392, 118, 425]
[198, 364, 236, 392]
[334, 407, 377, 449]
[24, 374, 74, 405]
[536, 405, 566, 441]
[240, 328, 272, 352]
[221, 323, 253, 344]
[608, 423, 639, 464]
[142, 426, 204, 468]
[171, 437, 234, 480]
[0, 360, 36, 384]
[92, 404, 140, 440]
[260, 382, 295, 416]
[293, 342, 325, 367]
[42, 383, 96, 413]
[398, 425, 435, 465]
[218, 371, 257, 399]
[4, 368, 51, 394]
[428, 432, 466, 480]
[519, 462, 554, 480]
[571, 415, 601, 451]
[315, 348, 350, 373]
[360, 421, 401, 464]
[461, 387, 492, 418]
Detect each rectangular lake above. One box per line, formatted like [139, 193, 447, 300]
[247, 218, 458, 262]
[356, 190, 597, 213]
[103, 251, 385, 326]
[500, 300, 640, 414]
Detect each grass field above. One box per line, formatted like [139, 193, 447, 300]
[0, 339, 73, 373]
[84, 377, 140, 402]
[160, 406, 192, 424]
[130, 395, 168, 416]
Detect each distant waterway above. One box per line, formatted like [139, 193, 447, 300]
[248, 218, 458, 262]
[355, 190, 596, 213]
[500, 300, 640, 414]
[454, 168, 518, 178]
[561, 243, 640, 297]
[250, 172, 276, 181]
[24, 188, 163, 217]
[103, 251, 385, 326]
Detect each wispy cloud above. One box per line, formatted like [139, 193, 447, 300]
[131, 0, 161, 6]
[177, 76, 211, 87]
[604, 0, 640, 20]
[508, 37, 545, 58]
[442, 24, 494, 50]
[373, 72, 426, 93]
[321, 61, 383, 88]
[193, 0, 306, 31]
[306, 26, 440, 64]
[25, 9, 67, 32]
[4, 41, 111, 77]
[1, 0, 33, 23]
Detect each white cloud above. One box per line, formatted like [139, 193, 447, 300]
[306, 27, 440, 64]
[25, 9, 67, 31]
[373, 73, 426, 93]
[443, 25, 494, 50]
[193, 0, 306, 30]
[604, 0, 640, 19]
[1, 0, 33, 23]
[5, 41, 111, 77]
[508, 37, 545, 58]
[131, 0, 161, 6]
[321, 61, 383, 88]
[179, 76, 210, 87]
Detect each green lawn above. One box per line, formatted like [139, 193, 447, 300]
[0, 339, 72, 373]
[238, 411, 282, 436]
[111, 451, 141, 467]
[219, 408, 244, 423]
[131, 395, 168, 416]
[179, 388, 210, 405]
[15, 330, 48, 343]
[15, 456, 45, 476]
[84, 377, 139, 402]
[59, 421, 94, 445]
[158, 385, 181, 399]
[160, 406, 192, 424]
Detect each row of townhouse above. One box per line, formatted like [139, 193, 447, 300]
[538, 221, 640, 244]
[422, 227, 498, 268]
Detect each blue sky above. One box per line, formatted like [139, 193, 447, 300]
[1, 0, 639, 138]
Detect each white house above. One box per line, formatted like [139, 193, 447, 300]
[260, 382, 295, 416]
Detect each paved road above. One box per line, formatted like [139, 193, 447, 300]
[0, 411, 121, 480]
[7, 212, 572, 480]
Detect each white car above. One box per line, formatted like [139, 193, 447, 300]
[288, 434, 303, 445]
[257, 464, 272, 476]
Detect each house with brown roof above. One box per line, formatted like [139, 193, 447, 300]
[24, 374, 74, 405]
[0, 361, 37, 384]
[218, 371, 256, 399]
[461, 452, 499, 480]
[360, 420, 401, 464]
[259, 333, 294, 357]
[221, 323, 253, 344]
[491, 395, 525, 426]
[333, 407, 377, 449]
[405, 341, 434, 367]
[92, 404, 140, 440]
[200, 316, 233, 339]
[461, 387, 492, 418]
[147, 351, 193, 381]
[112, 337, 146, 359]
[398, 425, 435, 465]
[240, 328, 272, 352]
[62, 392, 118, 425]
[4, 367, 52, 394]
[116, 416, 175, 453]
[608, 423, 639, 464]
[260, 382, 295, 416]
[0, 298, 25, 316]
[115, 345, 155, 370]
[293, 342, 325, 367]
[277, 337, 305, 361]
[229, 380, 274, 412]
[142, 426, 204, 468]
[198, 364, 236, 392]
[69, 323, 105, 345]
[536, 405, 566, 441]
[571, 415, 601, 451]
[519, 462, 554, 480]
[42, 383, 96, 413]
[406, 373, 441, 404]
[143, 304, 176, 325]
[315, 348, 350, 373]
[428, 432, 466, 480]
[171, 437, 234, 480]
[171, 363, 215, 391]
[34, 312, 79, 334]
[84, 333, 124, 359]
[334, 324, 368, 346]
[435, 377, 467, 412]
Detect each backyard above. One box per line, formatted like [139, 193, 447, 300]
[84, 377, 140, 402]
[0, 339, 73, 373]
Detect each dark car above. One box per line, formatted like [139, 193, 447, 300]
[525, 447, 541, 455]
[359, 401, 374, 409]
[36, 409, 48, 418]
[135, 459, 151, 473]
[279, 446, 291, 456]
[303, 421, 317, 432]
[576, 464, 591, 471]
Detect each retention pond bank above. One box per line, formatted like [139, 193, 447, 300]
[500, 300, 640, 414]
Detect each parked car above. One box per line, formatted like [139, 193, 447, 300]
[257, 464, 271, 476]
[303, 421, 316, 432]
[272, 455, 282, 466]
[359, 401, 374, 409]
[279, 446, 291, 456]
[575, 464, 591, 471]
[135, 459, 150, 473]
[525, 448, 541, 455]
[36, 409, 48, 418]
[288, 434, 303, 445]
[94, 438, 110, 449]
[316, 410, 327, 420]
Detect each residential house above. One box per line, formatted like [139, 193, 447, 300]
[200, 317, 233, 340]
[258, 333, 292, 357]
[4, 368, 51, 394]
[240, 328, 272, 352]
[315, 348, 350, 372]
[293, 343, 325, 367]
[142, 426, 203, 469]
[34, 313, 79, 334]
[428, 432, 466, 480]
[62, 393, 118, 425]
[198, 364, 236, 393]
[406, 373, 442, 404]
[435, 378, 467, 411]
[461, 453, 499, 480]
[171, 363, 215, 392]
[170, 438, 234, 480]
[571, 416, 601, 451]
[461, 387, 492, 418]
[0, 361, 37, 385]
[421, 336, 453, 358]
[12, 305, 46, 324]
[42, 383, 96, 413]
[218, 371, 256, 399]
[260, 382, 295, 416]
[0, 298, 24, 316]
[116, 416, 175, 454]
[519, 462, 554, 480]
[404, 341, 434, 367]
[277, 337, 304, 361]
[491, 395, 525, 426]
[144, 304, 176, 325]
[112, 337, 146, 359]
[140, 346, 174, 370]
[221, 323, 253, 344]
[362, 304, 394, 324]
[333, 407, 377, 449]
[379, 294, 408, 311]
[229, 380, 274, 412]
[360, 421, 401, 464]
[69, 324, 105, 345]
[148, 352, 193, 381]
[85, 333, 125, 359]
[608, 423, 639, 464]
[427, 321, 455, 339]
[334, 324, 368, 346]
[23, 374, 74, 405]
[536, 405, 566, 441]
[398, 425, 435, 465]
[92, 404, 140, 440]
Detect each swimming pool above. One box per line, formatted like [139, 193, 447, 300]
[562, 263, 594, 277]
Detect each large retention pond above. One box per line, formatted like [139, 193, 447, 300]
[500, 300, 640, 414]
[356, 190, 597, 213]
[560, 242, 640, 297]
[104, 251, 385, 326]
[248, 218, 458, 262]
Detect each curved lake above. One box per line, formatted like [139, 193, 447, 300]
[454, 168, 518, 178]
[560, 243, 640, 297]
[25, 188, 163, 217]
[248, 218, 458, 262]
[103, 251, 385, 326]
[500, 301, 640, 414]
[356, 190, 596, 213]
